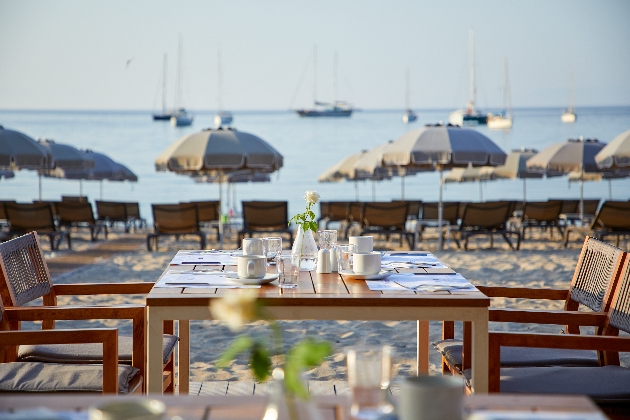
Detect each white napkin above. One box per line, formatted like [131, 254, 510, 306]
[366, 273, 477, 292]
[169, 250, 237, 266]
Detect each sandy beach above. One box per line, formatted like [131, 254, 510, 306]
[33, 225, 630, 389]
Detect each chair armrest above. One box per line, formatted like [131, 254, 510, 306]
[0, 328, 119, 393]
[489, 309, 606, 327]
[477, 285, 568, 300]
[52, 282, 154, 295]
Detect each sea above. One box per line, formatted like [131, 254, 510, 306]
[1, 107, 629, 224]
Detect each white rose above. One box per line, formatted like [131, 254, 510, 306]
[304, 191, 320, 204]
[210, 289, 259, 332]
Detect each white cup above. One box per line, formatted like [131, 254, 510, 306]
[349, 236, 373, 253]
[89, 399, 166, 420]
[352, 251, 381, 275]
[242, 238, 263, 255]
[399, 376, 464, 420]
[237, 255, 266, 279]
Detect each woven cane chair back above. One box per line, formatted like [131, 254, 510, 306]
[0, 232, 53, 307]
[608, 259, 630, 334]
[568, 236, 624, 313]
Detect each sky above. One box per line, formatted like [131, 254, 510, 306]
[1, 0, 629, 111]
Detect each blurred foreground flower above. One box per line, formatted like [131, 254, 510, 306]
[209, 289, 259, 332]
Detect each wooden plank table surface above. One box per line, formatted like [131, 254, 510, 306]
[146, 251, 491, 394]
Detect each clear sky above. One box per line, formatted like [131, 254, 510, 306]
[1, 0, 629, 111]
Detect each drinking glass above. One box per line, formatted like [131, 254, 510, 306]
[347, 346, 393, 420]
[317, 229, 338, 250]
[337, 244, 356, 272]
[277, 255, 298, 288]
[263, 237, 282, 272]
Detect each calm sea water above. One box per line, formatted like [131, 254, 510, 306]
[1, 107, 629, 223]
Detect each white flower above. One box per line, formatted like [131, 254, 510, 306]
[304, 191, 320, 204]
[210, 289, 259, 332]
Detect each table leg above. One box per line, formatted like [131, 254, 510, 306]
[147, 307, 164, 394]
[471, 311, 489, 393]
[179, 320, 190, 395]
[417, 320, 430, 375]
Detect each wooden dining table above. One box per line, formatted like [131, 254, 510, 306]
[146, 251, 490, 394]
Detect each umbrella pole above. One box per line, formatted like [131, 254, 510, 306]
[438, 168, 444, 250]
[100, 180, 103, 200]
[80, 179, 83, 198]
[523, 178, 526, 203]
[372, 180, 375, 202]
[354, 181, 359, 201]
[609, 179, 612, 200]
[580, 173, 584, 223]
[38, 173, 42, 201]
[479, 181, 483, 201]
[219, 179, 224, 249]
[401, 176, 405, 200]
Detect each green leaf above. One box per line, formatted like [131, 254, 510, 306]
[283, 364, 309, 399]
[283, 338, 333, 398]
[250, 341, 272, 382]
[216, 336, 253, 368]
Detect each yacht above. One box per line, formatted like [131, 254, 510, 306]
[170, 108, 193, 127]
[561, 70, 577, 123]
[401, 68, 418, 123]
[153, 54, 173, 120]
[487, 58, 513, 130]
[449, 30, 487, 126]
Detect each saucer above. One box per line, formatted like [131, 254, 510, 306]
[225, 272, 279, 285]
[339, 270, 393, 281]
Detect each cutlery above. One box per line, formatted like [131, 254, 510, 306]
[392, 281, 472, 291]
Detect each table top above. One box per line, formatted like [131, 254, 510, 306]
[146, 250, 490, 309]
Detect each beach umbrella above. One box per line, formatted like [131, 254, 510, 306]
[595, 129, 630, 171]
[526, 138, 607, 221]
[0, 126, 48, 170]
[492, 148, 545, 202]
[193, 170, 271, 211]
[444, 163, 496, 201]
[567, 170, 630, 200]
[381, 123, 507, 249]
[155, 127, 283, 247]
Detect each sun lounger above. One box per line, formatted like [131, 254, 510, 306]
[148, 203, 206, 251]
[56, 200, 108, 241]
[359, 201, 415, 249]
[4, 202, 70, 250]
[564, 200, 630, 248]
[238, 201, 293, 243]
[449, 201, 520, 250]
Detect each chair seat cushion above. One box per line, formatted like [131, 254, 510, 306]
[0, 362, 139, 394]
[18, 335, 178, 365]
[434, 339, 599, 371]
[462, 366, 630, 401]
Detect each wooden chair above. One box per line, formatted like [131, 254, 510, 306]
[317, 201, 330, 228]
[519, 200, 564, 239]
[345, 201, 365, 238]
[61, 195, 87, 202]
[148, 203, 205, 251]
[564, 201, 630, 248]
[96, 200, 131, 232]
[435, 236, 626, 376]
[359, 201, 414, 249]
[391, 200, 422, 220]
[124, 202, 146, 231]
[238, 201, 293, 243]
[56, 201, 108, 241]
[0, 232, 178, 393]
[418, 201, 460, 243]
[449, 201, 521, 251]
[189, 200, 221, 241]
[319, 201, 350, 238]
[478, 256, 630, 416]
[4, 202, 70, 250]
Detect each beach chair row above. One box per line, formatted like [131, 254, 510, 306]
[0, 198, 145, 250]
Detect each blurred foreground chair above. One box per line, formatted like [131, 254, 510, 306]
[238, 201, 293, 243]
[478, 255, 630, 416]
[435, 236, 626, 376]
[148, 203, 205, 251]
[96, 200, 131, 232]
[359, 201, 414, 249]
[0, 232, 178, 393]
[564, 200, 630, 248]
[56, 201, 107, 241]
[449, 201, 520, 250]
[4, 202, 69, 250]
[0, 300, 137, 394]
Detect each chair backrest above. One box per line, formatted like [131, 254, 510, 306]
[152, 203, 199, 234]
[61, 195, 87, 203]
[361, 202, 408, 230]
[242, 201, 288, 230]
[0, 200, 16, 221]
[605, 257, 630, 335]
[460, 201, 512, 230]
[582, 199, 601, 215]
[0, 232, 55, 309]
[565, 236, 626, 315]
[124, 202, 141, 220]
[560, 199, 580, 215]
[348, 202, 364, 223]
[392, 200, 421, 220]
[326, 202, 350, 222]
[421, 202, 460, 224]
[591, 201, 630, 231]
[318, 202, 330, 220]
[56, 201, 96, 224]
[521, 200, 563, 223]
[4, 203, 57, 231]
[96, 201, 128, 222]
[189, 201, 220, 223]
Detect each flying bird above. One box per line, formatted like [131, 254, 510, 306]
[125, 57, 135, 69]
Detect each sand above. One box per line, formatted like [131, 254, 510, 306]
[35, 226, 628, 385]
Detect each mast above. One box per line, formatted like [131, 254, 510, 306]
[469, 29, 476, 113]
[333, 51, 338, 104]
[504, 58, 511, 114]
[568, 68, 574, 112]
[162, 53, 168, 113]
[405, 67, 410, 110]
[174, 34, 183, 110]
[217, 47, 223, 113]
[313, 45, 318, 105]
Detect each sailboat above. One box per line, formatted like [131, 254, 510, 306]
[401, 67, 417, 124]
[152, 54, 173, 120]
[170, 35, 193, 127]
[487, 58, 513, 130]
[449, 30, 487, 126]
[213, 48, 233, 128]
[561, 70, 577, 123]
[296, 47, 353, 117]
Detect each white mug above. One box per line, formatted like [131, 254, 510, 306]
[352, 251, 381, 275]
[242, 238, 263, 255]
[349, 236, 373, 253]
[399, 376, 464, 420]
[237, 255, 266, 279]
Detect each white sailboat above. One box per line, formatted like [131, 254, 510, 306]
[561, 69, 577, 123]
[170, 35, 193, 127]
[449, 30, 487, 126]
[213, 48, 233, 128]
[152, 53, 173, 121]
[487, 58, 513, 130]
[401, 67, 417, 124]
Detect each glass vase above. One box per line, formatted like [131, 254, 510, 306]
[291, 225, 318, 271]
